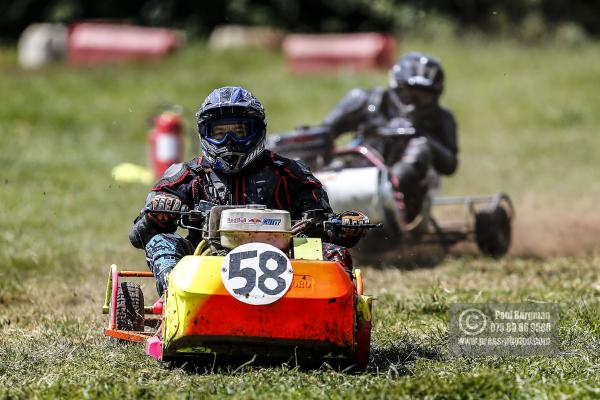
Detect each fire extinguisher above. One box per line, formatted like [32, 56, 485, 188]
[148, 111, 184, 179]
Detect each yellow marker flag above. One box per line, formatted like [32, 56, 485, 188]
[111, 163, 154, 185]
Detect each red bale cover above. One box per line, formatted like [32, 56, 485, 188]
[282, 32, 396, 73]
[68, 22, 180, 65]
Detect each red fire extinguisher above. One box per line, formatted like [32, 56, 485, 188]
[148, 111, 184, 179]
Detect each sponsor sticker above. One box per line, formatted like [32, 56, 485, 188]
[225, 217, 282, 226]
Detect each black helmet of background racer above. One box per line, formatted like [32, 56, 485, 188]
[196, 86, 267, 174]
[388, 52, 445, 108]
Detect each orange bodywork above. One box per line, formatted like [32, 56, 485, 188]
[163, 256, 356, 358]
[105, 329, 151, 343]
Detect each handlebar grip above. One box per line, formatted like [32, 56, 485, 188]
[324, 221, 383, 229]
[143, 209, 182, 215]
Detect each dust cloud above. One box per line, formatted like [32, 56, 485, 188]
[510, 202, 600, 257]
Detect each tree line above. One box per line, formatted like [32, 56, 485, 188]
[1, 0, 597, 41]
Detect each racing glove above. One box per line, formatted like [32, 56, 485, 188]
[326, 211, 370, 248]
[148, 193, 184, 225]
[130, 194, 187, 249]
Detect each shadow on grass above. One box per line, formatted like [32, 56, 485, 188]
[159, 337, 444, 376]
[162, 354, 365, 374]
[368, 339, 444, 376]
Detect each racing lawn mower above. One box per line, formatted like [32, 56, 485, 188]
[102, 203, 378, 369]
[268, 125, 514, 261]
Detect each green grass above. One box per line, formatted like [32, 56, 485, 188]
[0, 37, 599, 398]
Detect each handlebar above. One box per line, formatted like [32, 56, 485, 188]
[291, 217, 383, 235]
[143, 208, 195, 216]
[324, 220, 383, 229]
[375, 126, 416, 136]
[143, 207, 206, 231]
[145, 207, 384, 236]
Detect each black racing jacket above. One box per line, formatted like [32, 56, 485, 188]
[323, 87, 459, 175]
[129, 150, 335, 249]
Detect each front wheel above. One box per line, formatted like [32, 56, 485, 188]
[475, 206, 511, 257]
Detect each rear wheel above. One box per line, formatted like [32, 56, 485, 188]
[116, 282, 145, 331]
[475, 206, 511, 257]
[354, 295, 373, 371]
[354, 320, 372, 370]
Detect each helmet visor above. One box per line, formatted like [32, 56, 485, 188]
[398, 86, 437, 108]
[204, 118, 256, 145]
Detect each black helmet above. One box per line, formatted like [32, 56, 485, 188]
[196, 86, 267, 174]
[389, 52, 444, 95]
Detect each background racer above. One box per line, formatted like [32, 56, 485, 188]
[322, 52, 459, 221]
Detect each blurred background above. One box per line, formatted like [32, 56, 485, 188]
[2, 0, 598, 260]
[2, 0, 599, 41]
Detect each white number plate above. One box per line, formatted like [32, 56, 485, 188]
[221, 243, 294, 305]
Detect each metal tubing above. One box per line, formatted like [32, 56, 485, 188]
[432, 195, 497, 206]
[104, 328, 151, 343]
[491, 192, 515, 219]
[103, 270, 152, 314]
[102, 267, 113, 314]
[334, 146, 387, 169]
[118, 271, 154, 277]
[109, 264, 119, 330]
[432, 192, 515, 220]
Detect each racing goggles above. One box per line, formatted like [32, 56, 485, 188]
[399, 86, 437, 107]
[204, 118, 257, 145]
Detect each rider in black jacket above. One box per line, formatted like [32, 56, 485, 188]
[323, 52, 459, 221]
[130, 86, 367, 294]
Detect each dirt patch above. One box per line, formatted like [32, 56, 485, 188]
[441, 196, 600, 258]
[511, 203, 600, 257]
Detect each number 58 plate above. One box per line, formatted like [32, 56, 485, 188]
[221, 243, 294, 305]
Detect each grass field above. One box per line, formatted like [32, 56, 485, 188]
[0, 36, 599, 398]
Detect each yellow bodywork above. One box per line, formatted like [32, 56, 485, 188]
[292, 237, 323, 260]
[356, 295, 373, 323]
[164, 256, 224, 349]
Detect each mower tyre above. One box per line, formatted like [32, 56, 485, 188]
[354, 320, 372, 370]
[475, 205, 511, 257]
[116, 282, 145, 331]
